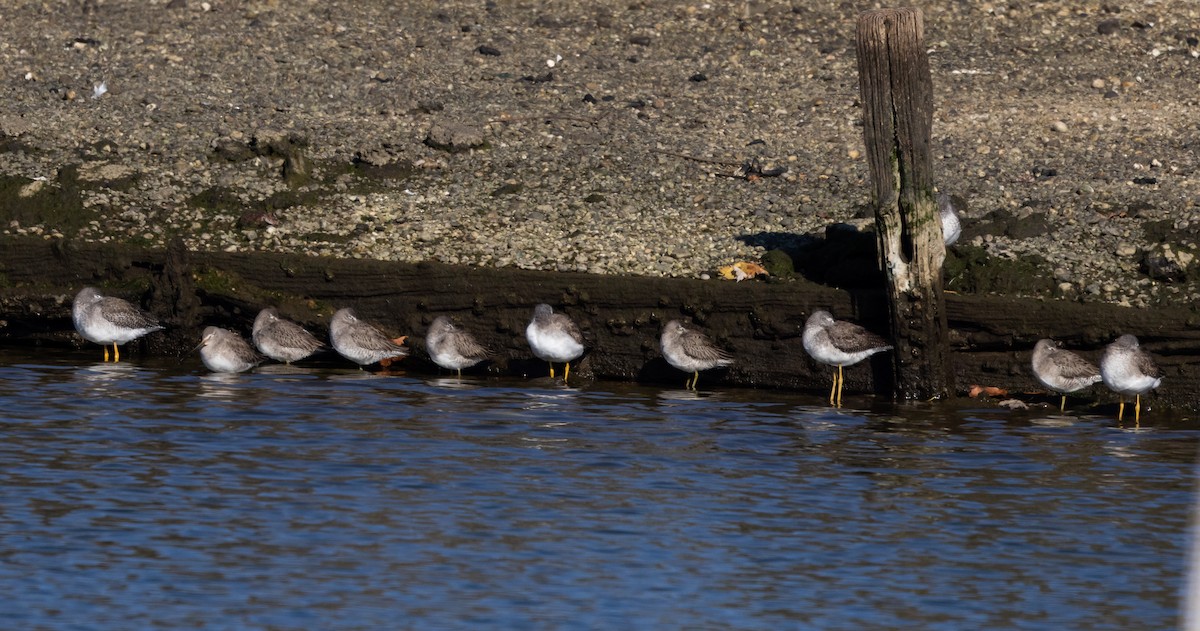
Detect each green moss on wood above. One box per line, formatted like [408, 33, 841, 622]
[944, 245, 1055, 296]
[761, 249, 795, 279]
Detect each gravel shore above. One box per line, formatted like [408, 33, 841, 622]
[1, 0, 1198, 308]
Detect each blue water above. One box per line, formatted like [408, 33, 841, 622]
[0, 351, 1194, 629]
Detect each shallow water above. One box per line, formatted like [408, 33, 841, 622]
[0, 349, 1194, 629]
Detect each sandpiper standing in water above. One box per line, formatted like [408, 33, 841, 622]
[1031, 339, 1102, 411]
[329, 308, 408, 368]
[72, 286, 164, 362]
[252, 307, 323, 364]
[660, 319, 733, 390]
[194, 326, 263, 373]
[525, 303, 585, 383]
[426, 316, 489, 378]
[802, 310, 893, 407]
[1100, 334, 1162, 424]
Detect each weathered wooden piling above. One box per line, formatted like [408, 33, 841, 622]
[855, 8, 954, 400]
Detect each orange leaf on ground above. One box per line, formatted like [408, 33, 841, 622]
[379, 336, 408, 367]
[734, 262, 768, 277]
[718, 261, 769, 281]
[379, 355, 405, 368]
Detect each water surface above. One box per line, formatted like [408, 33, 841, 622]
[0, 350, 1194, 629]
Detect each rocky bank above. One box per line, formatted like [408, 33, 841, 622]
[0, 1, 1198, 301]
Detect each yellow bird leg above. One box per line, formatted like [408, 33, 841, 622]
[836, 364, 845, 407]
[564, 362, 571, 383]
[691, 371, 699, 390]
[113, 343, 120, 363]
[1135, 394, 1142, 425]
[548, 362, 555, 378]
[1060, 395, 1066, 412]
[1117, 397, 1125, 422]
[102, 345, 110, 362]
[828, 369, 837, 405]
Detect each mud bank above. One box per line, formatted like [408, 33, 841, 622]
[1, 1, 1199, 312]
[1, 236, 1196, 410]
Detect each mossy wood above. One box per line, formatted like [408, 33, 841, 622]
[1, 236, 1198, 410]
[856, 7, 954, 400]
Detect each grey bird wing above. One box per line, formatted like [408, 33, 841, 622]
[99, 297, 162, 329]
[826, 320, 890, 353]
[453, 331, 489, 361]
[1135, 350, 1162, 379]
[682, 330, 732, 363]
[357, 324, 408, 354]
[274, 320, 324, 352]
[1056, 350, 1100, 380]
[240, 341, 268, 365]
[552, 313, 585, 345]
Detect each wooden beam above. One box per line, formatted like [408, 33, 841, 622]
[0, 236, 1196, 410]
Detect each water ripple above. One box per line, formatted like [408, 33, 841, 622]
[0, 353, 1194, 629]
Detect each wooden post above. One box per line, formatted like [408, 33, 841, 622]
[855, 8, 954, 400]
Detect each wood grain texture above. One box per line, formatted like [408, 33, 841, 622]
[857, 7, 954, 400]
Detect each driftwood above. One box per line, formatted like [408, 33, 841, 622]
[857, 8, 954, 400]
[0, 236, 1198, 409]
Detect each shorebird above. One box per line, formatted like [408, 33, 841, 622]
[660, 319, 733, 390]
[1031, 339, 1102, 411]
[938, 191, 962, 246]
[802, 310, 893, 407]
[194, 326, 263, 373]
[525, 303, 585, 382]
[252, 307, 323, 364]
[426, 316, 489, 377]
[329, 308, 408, 368]
[72, 286, 164, 362]
[1100, 334, 1162, 424]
